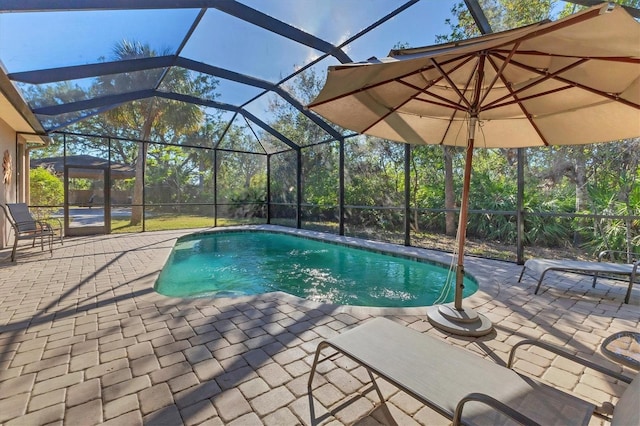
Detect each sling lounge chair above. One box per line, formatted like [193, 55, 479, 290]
[1, 203, 55, 262]
[308, 317, 638, 426]
[518, 253, 638, 304]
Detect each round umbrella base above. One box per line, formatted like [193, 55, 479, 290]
[427, 304, 493, 337]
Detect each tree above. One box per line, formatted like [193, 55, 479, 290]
[268, 68, 340, 215]
[96, 40, 218, 225]
[436, 0, 556, 236]
[211, 121, 269, 219]
[30, 167, 64, 218]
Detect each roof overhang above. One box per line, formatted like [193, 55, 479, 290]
[0, 63, 49, 144]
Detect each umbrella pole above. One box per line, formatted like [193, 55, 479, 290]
[454, 136, 474, 311]
[426, 118, 492, 336]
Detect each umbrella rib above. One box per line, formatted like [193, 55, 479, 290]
[430, 58, 474, 111]
[482, 56, 588, 110]
[483, 85, 574, 112]
[360, 61, 474, 136]
[478, 43, 519, 107]
[307, 68, 436, 109]
[307, 66, 432, 109]
[413, 97, 470, 113]
[487, 6, 604, 54]
[397, 80, 468, 112]
[552, 75, 640, 110]
[340, 55, 480, 134]
[409, 53, 479, 111]
[360, 96, 413, 135]
[492, 48, 640, 65]
[488, 58, 550, 146]
[439, 59, 479, 146]
[492, 53, 640, 110]
[308, 54, 477, 110]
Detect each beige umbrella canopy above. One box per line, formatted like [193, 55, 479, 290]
[309, 3, 640, 336]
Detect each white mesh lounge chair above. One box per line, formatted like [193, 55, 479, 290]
[1, 203, 56, 262]
[518, 252, 639, 304]
[308, 317, 638, 426]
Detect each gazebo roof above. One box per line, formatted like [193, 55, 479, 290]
[31, 155, 136, 179]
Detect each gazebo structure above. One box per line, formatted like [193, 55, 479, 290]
[31, 155, 135, 180]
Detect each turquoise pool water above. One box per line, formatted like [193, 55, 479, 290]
[155, 231, 478, 307]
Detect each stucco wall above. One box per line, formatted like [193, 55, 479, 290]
[0, 117, 16, 249]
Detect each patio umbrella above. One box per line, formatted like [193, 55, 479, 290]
[308, 3, 640, 336]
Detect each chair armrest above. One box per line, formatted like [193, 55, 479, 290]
[598, 250, 638, 263]
[39, 218, 63, 231]
[33, 220, 56, 233]
[36, 220, 53, 230]
[508, 339, 632, 384]
[452, 392, 540, 426]
[14, 220, 53, 234]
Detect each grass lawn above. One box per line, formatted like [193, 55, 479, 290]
[110, 215, 265, 233]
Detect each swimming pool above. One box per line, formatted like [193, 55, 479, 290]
[155, 230, 478, 307]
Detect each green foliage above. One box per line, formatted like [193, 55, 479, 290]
[95, 39, 220, 225]
[436, 0, 555, 43]
[29, 167, 63, 218]
[228, 185, 266, 218]
[270, 151, 298, 206]
[558, 0, 640, 18]
[522, 198, 573, 247]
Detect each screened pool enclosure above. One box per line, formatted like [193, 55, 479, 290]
[1, 0, 639, 263]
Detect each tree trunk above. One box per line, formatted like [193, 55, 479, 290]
[411, 151, 420, 232]
[573, 149, 588, 246]
[129, 101, 156, 226]
[129, 142, 147, 225]
[574, 151, 588, 212]
[198, 157, 205, 190]
[444, 146, 456, 236]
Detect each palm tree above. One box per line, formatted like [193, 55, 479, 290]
[97, 40, 216, 225]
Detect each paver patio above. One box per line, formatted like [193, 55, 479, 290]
[0, 226, 637, 425]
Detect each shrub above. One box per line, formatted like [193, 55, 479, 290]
[29, 167, 63, 218]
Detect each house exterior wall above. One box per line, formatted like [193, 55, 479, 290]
[0, 117, 17, 249]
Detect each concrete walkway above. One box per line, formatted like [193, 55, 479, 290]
[0, 226, 637, 425]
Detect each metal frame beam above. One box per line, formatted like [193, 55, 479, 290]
[32, 88, 297, 150]
[238, 110, 299, 151]
[210, 1, 351, 63]
[165, 94, 296, 149]
[0, 0, 211, 10]
[1, 0, 352, 63]
[13, 55, 344, 141]
[32, 89, 156, 116]
[181, 56, 329, 129]
[9, 56, 175, 85]
[463, 0, 493, 34]
[3, 0, 424, 145]
[157, 92, 299, 150]
[155, 91, 239, 112]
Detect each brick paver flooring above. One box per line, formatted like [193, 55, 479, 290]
[0, 226, 637, 425]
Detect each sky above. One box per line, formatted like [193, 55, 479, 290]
[0, 1, 457, 128]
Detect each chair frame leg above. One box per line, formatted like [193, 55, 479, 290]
[11, 236, 18, 262]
